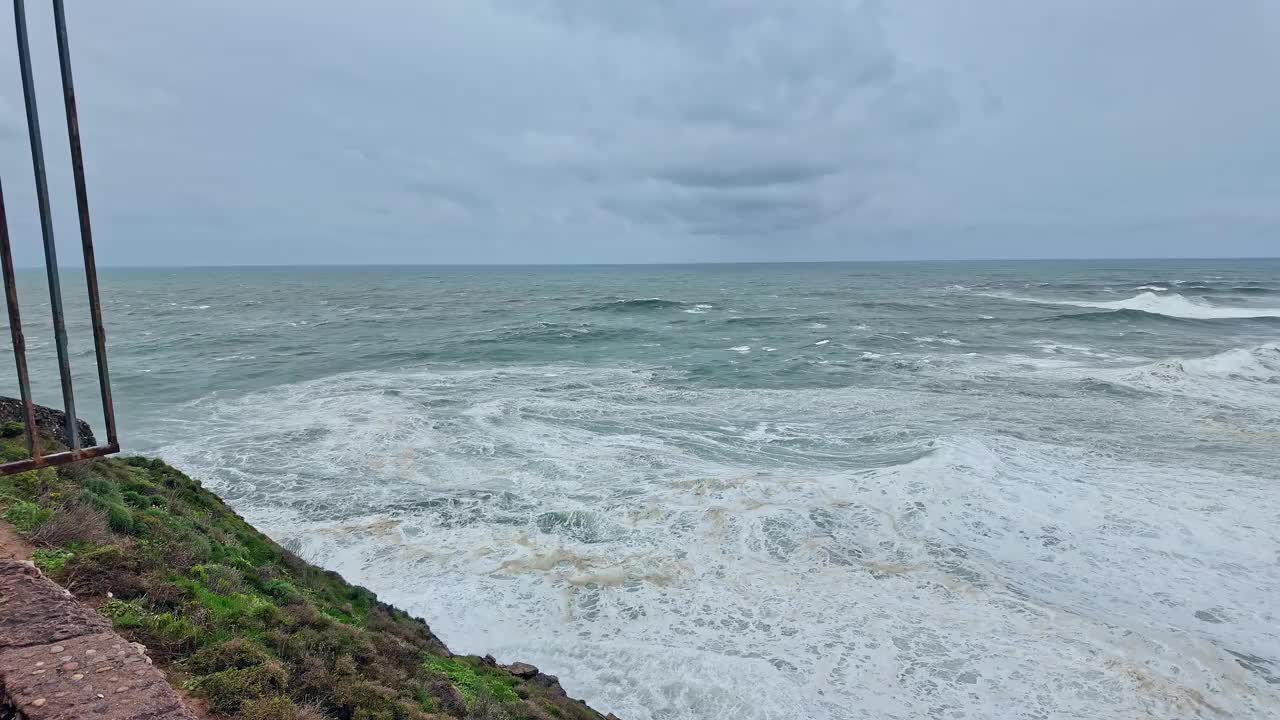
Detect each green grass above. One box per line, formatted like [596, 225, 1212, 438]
[3, 500, 51, 532]
[424, 657, 520, 706]
[32, 547, 75, 574]
[0, 428, 609, 720]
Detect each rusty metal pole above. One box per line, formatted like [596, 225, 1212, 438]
[52, 0, 116, 447]
[12, 0, 79, 452]
[0, 180, 41, 461]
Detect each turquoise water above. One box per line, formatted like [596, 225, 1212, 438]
[5, 260, 1280, 719]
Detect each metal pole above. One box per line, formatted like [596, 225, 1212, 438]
[52, 0, 115, 446]
[13, 0, 78, 451]
[0, 180, 41, 461]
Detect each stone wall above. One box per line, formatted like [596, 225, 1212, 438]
[0, 559, 194, 720]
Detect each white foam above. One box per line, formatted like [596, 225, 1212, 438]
[1002, 291, 1280, 319]
[1033, 342, 1115, 359]
[1134, 285, 1169, 291]
[1178, 344, 1280, 380]
[147, 365, 1280, 720]
[814, 339, 830, 346]
[730, 346, 751, 354]
[914, 336, 962, 345]
[1098, 343, 1280, 410]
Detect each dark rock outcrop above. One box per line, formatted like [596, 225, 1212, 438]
[0, 397, 95, 448]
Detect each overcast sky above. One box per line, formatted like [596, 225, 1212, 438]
[1, 1, 1277, 266]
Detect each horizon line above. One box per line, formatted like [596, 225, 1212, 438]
[14, 256, 1280, 271]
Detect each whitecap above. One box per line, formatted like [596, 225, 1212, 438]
[1130, 343, 1279, 382]
[1000, 291, 1280, 319]
[814, 339, 830, 346]
[1034, 342, 1110, 358]
[730, 346, 751, 354]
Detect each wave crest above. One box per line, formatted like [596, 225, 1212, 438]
[1140, 343, 1280, 382]
[572, 298, 686, 312]
[1006, 291, 1280, 320]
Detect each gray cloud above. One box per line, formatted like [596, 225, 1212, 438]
[656, 164, 837, 191]
[0, 1, 1275, 265]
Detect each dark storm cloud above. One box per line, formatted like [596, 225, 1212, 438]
[0, 1, 1275, 264]
[656, 164, 837, 191]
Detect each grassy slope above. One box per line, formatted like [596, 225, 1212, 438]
[0, 424, 608, 720]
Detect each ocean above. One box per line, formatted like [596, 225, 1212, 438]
[6, 259, 1280, 719]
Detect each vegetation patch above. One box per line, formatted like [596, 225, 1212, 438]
[424, 657, 520, 706]
[3, 499, 51, 532]
[31, 546, 75, 574]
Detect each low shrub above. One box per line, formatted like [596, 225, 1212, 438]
[190, 660, 289, 714]
[29, 500, 113, 547]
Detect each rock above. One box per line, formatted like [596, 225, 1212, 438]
[0, 632, 194, 719]
[0, 396, 97, 448]
[0, 560, 112, 649]
[532, 672, 564, 694]
[505, 661, 539, 679]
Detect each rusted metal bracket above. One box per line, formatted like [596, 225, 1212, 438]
[2, 0, 118, 474]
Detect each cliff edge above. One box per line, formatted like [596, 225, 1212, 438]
[0, 418, 621, 720]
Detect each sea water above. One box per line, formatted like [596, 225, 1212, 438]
[7, 260, 1279, 719]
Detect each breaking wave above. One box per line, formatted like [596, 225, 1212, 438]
[572, 298, 687, 312]
[1090, 344, 1280, 411]
[150, 366, 1280, 720]
[467, 323, 653, 346]
[1004, 291, 1280, 319]
[1121, 343, 1280, 385]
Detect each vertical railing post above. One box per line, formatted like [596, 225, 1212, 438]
[0, 180, 41, 462]
[52, 0, 115, 446]
[13, 0, 79, 452]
